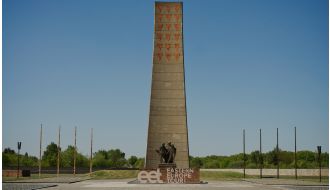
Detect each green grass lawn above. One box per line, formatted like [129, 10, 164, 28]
[89, 170, 247, 180]
[90, 170, 139, 179]
[201, 171, 256, 181]
[89, 170, 250, 180]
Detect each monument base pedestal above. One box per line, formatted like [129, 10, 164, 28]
[158, 163, 177, 169]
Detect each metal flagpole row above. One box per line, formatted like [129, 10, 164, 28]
[241, 127, 304, 180]
[37, 125, 90, 177]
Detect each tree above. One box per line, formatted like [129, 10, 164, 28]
[190, 157, 203, 168]
[128, 156, 138, 168]
[92, 149, 127, 168]
[3, 148, 17, 167]
[3, 148, 38, 167]
[107, 149, 127, 168]
[134, 158, 145, 169]
[3, 153, 12, 167]
[61, 146, 89, 167]
[265, 148, 279, 166]
[279, 150, 293, 167]
[42, 142, 60, 167]
[250, 151, 260, 166]
[21, 152, 38, 167]
[61, 146, 75, 167]
[4, 148, 16, 154]
[297, 151, 315, 163]
[93, 151, 108, 167]
[204, 160, 219, 168]
[249, 150, 264, 168]
[321, 152, 329, 167]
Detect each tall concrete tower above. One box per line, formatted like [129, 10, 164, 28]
[145, 2, 189, 169]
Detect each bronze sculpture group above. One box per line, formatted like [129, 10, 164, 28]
[156, 142, 176, 164]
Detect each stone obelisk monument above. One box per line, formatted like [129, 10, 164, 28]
[145, 2, 189, 169]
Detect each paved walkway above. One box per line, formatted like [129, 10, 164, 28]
[3, 179, 328, 190]
[44, 180, 328, 190]
[243, 178, 328, 186]
[2, 183, 57, 190]
[5, 176, 90, 183]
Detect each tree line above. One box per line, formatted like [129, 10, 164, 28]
[3, 143, 328, 169]
[3, 142, 144, 169]
[190, 148, 329, 169]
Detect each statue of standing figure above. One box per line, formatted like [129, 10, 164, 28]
[156, 142, 176, 164]
[167, 142, 176, 163]
[156, 143, 168, 163]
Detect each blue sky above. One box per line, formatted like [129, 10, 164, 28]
[3, 0, 328, 157]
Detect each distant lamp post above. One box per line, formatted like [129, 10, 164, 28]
[276, 128, 279, 179]
[259, 129, 262, 179]
[294, 127, 297, 179]
[17, 142, 22, 178]
[317, 146, 322, 182]
[243, 129, 246, 178]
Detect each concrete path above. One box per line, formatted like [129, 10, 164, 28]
[13, 176, 91, 183]
[243, 178, 328, 186]
[3, 179, 328, 190]
[43, 180, 328, 190]
[2, 183, 57, 190]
